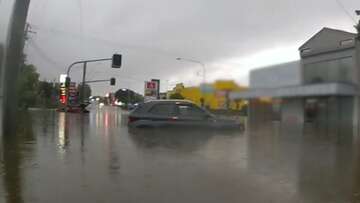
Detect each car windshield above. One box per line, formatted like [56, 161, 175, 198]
[1, 1, 360, 203]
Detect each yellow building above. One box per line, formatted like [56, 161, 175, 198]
[168, 80, 248, 111]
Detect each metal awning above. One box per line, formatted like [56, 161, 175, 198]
[230, 83, 358, 99]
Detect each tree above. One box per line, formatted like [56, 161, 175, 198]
[17, 64, 39, 109]
[169, 92, 184, 100]
[77, 83, 92, 102]
[37, 81, 58, 108]
[115, 89, 143, 104]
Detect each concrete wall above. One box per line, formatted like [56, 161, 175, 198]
[248, 99, 273, 131]
[301, 48, 356, 84]
[250, 61, 302, 88]
[300, 28, 355, 57]
[281, 99, 304, 133]
[305, 97, 354, 140]
[355, 37, 360, 136]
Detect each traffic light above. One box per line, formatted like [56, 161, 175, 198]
[110, 78, 116, 86]
[65, 77, 71, 88]
[112, 54, 122, 68]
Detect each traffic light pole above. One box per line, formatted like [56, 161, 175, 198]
[65, 58, 112, 107]
[63, 54, 121, 111]
[81, 62, 87, 104]
[66, 58, 112, 76]
[82, 79, 112, 83]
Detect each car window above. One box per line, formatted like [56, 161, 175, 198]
[149, 104, 175, 116]
[131, 103, 144, 113]
[176, 104, 206, 117]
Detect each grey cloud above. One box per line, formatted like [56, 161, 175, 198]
[26, 0, 360, 95]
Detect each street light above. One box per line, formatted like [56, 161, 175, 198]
[356, 10, 360, 39]
[176, 57, 207, 108]
[176, 57, 206, 84]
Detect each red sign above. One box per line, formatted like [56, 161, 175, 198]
[146, 82, 156, 89]
[59, 95, 67, 104]
[144, 81, 158, 101]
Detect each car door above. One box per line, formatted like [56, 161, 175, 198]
[175, 103, 211, 127]
[147, 103, 177, 127]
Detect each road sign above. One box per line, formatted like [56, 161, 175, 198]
[144, 81, 158, 101]
[151, 79, 160, 99]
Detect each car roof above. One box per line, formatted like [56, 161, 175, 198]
[144, 99, 195, 104]
[131, 99, 206, 115]
[134, 100, 196, 113]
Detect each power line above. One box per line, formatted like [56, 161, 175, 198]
[77, 0, 84, 35]
[27, 38, 63, 69]
[334, 0, 357, 23]
[27, 23, 182, 59]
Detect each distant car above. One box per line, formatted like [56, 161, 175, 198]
[128, 100, 243, 130]
[127, 103, 136, 110]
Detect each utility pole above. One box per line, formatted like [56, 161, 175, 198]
[176, 57, 207, 107]
[24, 23, 36, 41]
[355, 10, 360, 137]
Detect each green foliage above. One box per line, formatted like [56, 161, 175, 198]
[115, 89, 144, 104]
[37, 81, 58, 108]
[169, 92, 184, 100]
[17, 64, 39, 109]
[78, 83, 92, 102]
[17, 63, 59, 109]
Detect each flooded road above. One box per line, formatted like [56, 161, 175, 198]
[1, 106, 360, 203]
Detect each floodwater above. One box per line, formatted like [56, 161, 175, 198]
[0, 106, 360, 203]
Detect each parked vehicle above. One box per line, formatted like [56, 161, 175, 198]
[128, 100, 244, 130]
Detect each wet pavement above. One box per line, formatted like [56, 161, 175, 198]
[1, 106, 360, 203]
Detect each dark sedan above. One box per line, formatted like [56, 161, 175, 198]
[128, 100, 244, 130]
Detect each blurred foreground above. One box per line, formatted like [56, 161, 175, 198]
[0, 106, 360, 203]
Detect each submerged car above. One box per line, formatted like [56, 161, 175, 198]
[128, 100, 243, 130]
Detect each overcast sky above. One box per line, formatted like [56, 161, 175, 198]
[25, 0, 360, 95]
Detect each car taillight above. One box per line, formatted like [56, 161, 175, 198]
[170, 116, 178, 121]
[128, 116, 139, 123]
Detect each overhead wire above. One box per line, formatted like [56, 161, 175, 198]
[26, 38, 63, 69]
[334, 0, 357, 23]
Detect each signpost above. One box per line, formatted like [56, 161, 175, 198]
[144, 81, 158, 101]
[68, 82, 78, 105]
[151, 79, 160, 99]
[59, 74, 68, 105]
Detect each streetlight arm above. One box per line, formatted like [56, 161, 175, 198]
[177, 57, 204, 67]
[66, 58, 112, 76]
[66, 61, 83, 75]
[81, 79, 110, 84]
[177, 57, 206, 83]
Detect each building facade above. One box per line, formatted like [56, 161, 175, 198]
[231, 28, 359, 136]
[168, 80, 248, 111]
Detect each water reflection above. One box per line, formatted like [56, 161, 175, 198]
[1, 111, 35, 203]
[246, 122, 360, 202]
[58, 112, 69, 151]
[2, 108, 360, 202]
[128, 128, 218, 152]
[91, 108, 122, 176]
